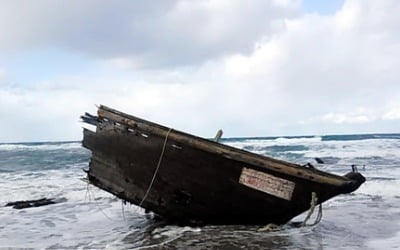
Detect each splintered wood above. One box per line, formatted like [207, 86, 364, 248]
[239, 167, 295, 200]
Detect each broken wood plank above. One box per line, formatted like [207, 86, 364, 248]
[5, 198, 57, 209]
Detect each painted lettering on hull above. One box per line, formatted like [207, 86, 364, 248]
[239, 167, 295, 200]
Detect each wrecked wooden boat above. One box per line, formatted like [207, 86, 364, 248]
[81, 105, 365, 225]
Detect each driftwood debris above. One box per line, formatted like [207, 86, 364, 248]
[5, 198, 57, 209]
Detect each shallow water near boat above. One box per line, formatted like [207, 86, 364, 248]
[1, 134, 399, 249]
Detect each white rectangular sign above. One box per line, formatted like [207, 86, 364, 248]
[239, 167, 295, 200]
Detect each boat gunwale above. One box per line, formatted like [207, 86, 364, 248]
[89, 105, 353, 187]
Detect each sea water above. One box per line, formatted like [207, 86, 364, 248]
[0, 134, 399, 249]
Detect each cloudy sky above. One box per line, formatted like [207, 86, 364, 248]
[0, 0, 399, 142]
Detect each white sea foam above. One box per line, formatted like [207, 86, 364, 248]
[0, 166, 141, 249]
[1, 136, 399, 249]
[301, 138, 400, 159]
[368, 232, 400, 250]
[367, 221, 400, 249]
[273, 136, 323, 145]
[0, 169, 104, 205]
[226, 136, 322, 149]
[228, 137, 400, 162]
[152, 225, 201, 238]
[0, 142, 82, 151]
[356, 179, 400, 197]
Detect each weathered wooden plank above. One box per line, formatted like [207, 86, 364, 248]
[96, 106, 352, 187]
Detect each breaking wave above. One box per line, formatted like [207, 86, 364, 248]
[0, 142, 82, 151]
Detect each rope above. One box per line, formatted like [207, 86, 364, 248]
[301, 192, 323, 227]
[139, 128, 172, 207]
[87, 185, 114, 221]
[259, 192, 323, 232]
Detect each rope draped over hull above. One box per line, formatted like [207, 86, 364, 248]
[139, 128, 173, 207]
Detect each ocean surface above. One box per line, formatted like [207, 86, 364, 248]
[1, 133, 400, 249]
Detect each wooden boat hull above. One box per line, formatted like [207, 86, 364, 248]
[82, 105, 365, 225]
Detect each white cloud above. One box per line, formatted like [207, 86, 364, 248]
[298, 108, 375, 124]
[218, 0, 400, 129]
[382, 109, 400, 120]
[1, 0, 400, 142]
[321, 112, 376, 124]
[0, 85, 90, 142]
[0, 0, 299, 68]
[0, 68, 7, 84]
